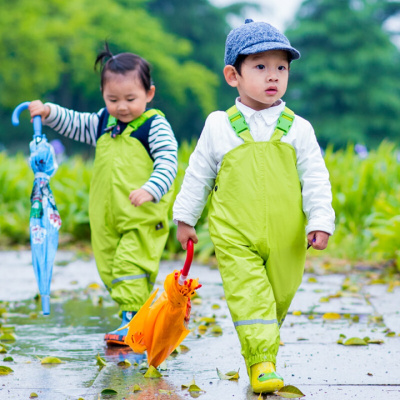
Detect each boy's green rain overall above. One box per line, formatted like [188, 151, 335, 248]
[89, 110, 174, 317]
[209, 105, 306, 392]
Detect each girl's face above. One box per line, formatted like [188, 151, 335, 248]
[102, 70, 155, 123]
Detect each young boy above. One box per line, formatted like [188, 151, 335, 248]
[173, 19, 335, 393]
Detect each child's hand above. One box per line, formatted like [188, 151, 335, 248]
[177, 221, 198, 250]
[28, 100, 50, 122]
[307, 231, 330, 250]
[129, 188, 154, 206]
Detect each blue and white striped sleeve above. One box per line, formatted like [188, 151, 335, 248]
[142, 115, 178, 203]
[44, 103, 101, 147]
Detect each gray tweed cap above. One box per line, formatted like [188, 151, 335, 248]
[224, 19, 300, 66]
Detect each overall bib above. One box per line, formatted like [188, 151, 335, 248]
[89, 110, 174, 312]
[209, 106, 306, 373]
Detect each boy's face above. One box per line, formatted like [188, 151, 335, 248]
[224, 50, 289, 110]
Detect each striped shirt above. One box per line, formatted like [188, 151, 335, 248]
[44, 103, 178, 202]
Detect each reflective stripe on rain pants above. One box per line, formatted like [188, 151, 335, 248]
[89, 111, 174, 312]
[208, 105, 306, 374]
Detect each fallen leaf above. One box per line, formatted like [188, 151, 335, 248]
[276, 385, 305, 398]
[182, 378, 196, 389]
[323, 312, 341, 320]
[189, 384, 204, 393]
[159, 389, 175, 394]
[216, 368, 240, 380]
[307, 277, 318, 283]
[29, 393, 38, 398]
[0, 345, 7, 354]
[3, 356, 13, 362]
[367, 372, 373, 376]
[117, 359, 131, 368]
[367, 339, 384, 345]
[198, 317, 216, 324]
[0, 366, 13, 375]
[133, 384, 142, 392]
[192, 298, 202, 305]
[179, 344, 190, 353]
[211, 325, 223, 336]
[101, 388, 118, 395]
[211, 304, 221, 309]
[319, 297, 330, 303]
[95, 353, 106, 368]
[41, 356, 63, 364]
[385, 331, 396, 337]
[144, 365, 162, 378]
[292, 311, 302, 316]
[343, 337, 368, 346]
[0, 333, 16, 342]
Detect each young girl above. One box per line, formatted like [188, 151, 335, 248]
[29, 44, 178, 345]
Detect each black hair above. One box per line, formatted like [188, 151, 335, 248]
[94, 42, 152, 92]
[232, 52, 292, 76]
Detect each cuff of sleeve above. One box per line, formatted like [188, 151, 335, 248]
[306, 220, 335, 236]
[44, 103, 58, 125]
[172, 215, 198, 227]
[142, 183, 161, 203]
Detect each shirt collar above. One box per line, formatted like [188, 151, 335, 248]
[235, 98, 286, 124]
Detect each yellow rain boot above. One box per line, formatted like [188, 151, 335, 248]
[250, 362, 284, 393]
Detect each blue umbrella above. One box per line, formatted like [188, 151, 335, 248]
[12, 102, 62, 315]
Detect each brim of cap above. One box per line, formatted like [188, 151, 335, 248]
[240, 42, 300, 60]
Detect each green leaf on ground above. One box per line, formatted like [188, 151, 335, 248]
[211, 325, 223, 336]
[159, 389, 175, 394]
[0, 333, 16, 342]
[367, 339, 384, 344]
[40, 356, 63, 364]
[343, 337, 368, 346]
[95, 353, 106, 368]
[29, 393, 38, 398]
[276, 385, 305, 398]
[3, 356, 13, 362]
[101, 388, 118, 395]
[0, 366, 13, 375]
[0, 345, 7, 354]
[144, 365, 162, 378]
[182, 378, 196, 389]
[133, 384, 142, 392]
[216, 368, 239, 380]
[117, 359, 131, 368]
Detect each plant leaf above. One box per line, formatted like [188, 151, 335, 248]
[323, 312, 341, 320]
[41, 356, 63, 364]
[117, 359, 131, 368]
[3, 356, 13, 362]
[159, 389, 175, 394]
[343, 337, 368, 346]
[29, 393, 38, 398]
[144, 365, 162, 378]
[276, 385, 305, 398]
[182, 378, 196, 389]
[133, 384, 142, 392]
[216, 367, 239, 380]
[101, 388, 118, 395]
[95, 353, 106, 368]
[0, 366, 13, 375]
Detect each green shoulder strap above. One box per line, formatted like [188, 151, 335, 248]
[270, 107, 295, 141]
[226, 105, 253, 143]
[226, 105, 295, 142]
[106, 108, 165, 132]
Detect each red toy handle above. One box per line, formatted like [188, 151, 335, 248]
[178, 239, 194, 285]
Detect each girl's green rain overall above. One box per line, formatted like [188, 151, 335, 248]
[209, 106, 306, 374]
[89, 110, 174, 312]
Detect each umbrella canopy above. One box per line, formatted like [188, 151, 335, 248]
[124, 239, 201, 367]
[12, 102, 62, 315]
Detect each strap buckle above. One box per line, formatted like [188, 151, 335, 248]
[228, 111, 250, 136]
[276, 110, 294, 135]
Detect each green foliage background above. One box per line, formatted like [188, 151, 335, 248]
[2, 142, 400, 270]
[1, 0, 400, 267]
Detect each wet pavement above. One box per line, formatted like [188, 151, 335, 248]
[1, 251, 400, 400]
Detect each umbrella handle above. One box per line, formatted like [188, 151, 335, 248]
[178, 239, 194, 285]
[12, 101, 42, 139]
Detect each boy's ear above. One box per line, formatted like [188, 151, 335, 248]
[223, 65, 239, 88]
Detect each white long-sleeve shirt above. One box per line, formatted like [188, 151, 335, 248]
[43, 103, 178, 203]
[173, 99, 335, 235]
